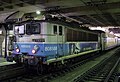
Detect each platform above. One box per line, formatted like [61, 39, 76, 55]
[0, 57, 16, 67]
[0, 57, 7, 62]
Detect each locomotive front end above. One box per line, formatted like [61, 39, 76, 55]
[8, 21, 47, 65]
[13, 42, 46, 65]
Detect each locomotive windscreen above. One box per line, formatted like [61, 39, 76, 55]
[26, 23, 40, 35]
[14, 25, 24, 35]
[14, 23, 41, 35]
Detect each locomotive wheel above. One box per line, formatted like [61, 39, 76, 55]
[36, 64, 43, 75]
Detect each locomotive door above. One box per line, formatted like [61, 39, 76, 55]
[54, 25, 64, 58]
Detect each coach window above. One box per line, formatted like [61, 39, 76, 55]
[59, 26, 63, 35]
[53, 25, 57, 34]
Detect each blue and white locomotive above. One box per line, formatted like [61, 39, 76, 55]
[7, 19, 118, 72]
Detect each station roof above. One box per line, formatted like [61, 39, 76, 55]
[0, 0, 120, 27]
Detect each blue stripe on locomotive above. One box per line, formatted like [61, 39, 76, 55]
[13, 43, 45, 56]
[13, 42, 98, 60]
[13, 43, 69, 58]
[80, 43, 97, 52]
[44, 44, 69, 59]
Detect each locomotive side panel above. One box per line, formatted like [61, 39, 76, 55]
[45, 23, 65, 43]
[44, 23, 69, 59]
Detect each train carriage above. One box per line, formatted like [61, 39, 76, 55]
[104, 32, 118, 50]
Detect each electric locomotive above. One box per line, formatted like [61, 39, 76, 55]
[6, 18, 118, 72]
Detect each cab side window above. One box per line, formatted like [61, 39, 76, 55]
[53, 25, 57, 34]
[59, 26, 62, 35]
[53, 25, 63, 35]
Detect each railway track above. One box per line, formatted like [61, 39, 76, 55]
[0, 63, 17, 72]
[73, 49, 120, 82]
[0, 64, 25, 81]
[1, 52, 101, 82]
[1, 57, 92, 82]
[1, 47, 120, 82]
[0, 66, 25, 81]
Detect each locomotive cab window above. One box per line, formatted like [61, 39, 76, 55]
[53, 25, 63, 35]
[59, 26, 63, 35]
[53, 25, 57, 34]
[26, 23, 40, 35]
[14, 25, 24, 35]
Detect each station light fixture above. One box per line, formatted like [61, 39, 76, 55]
[36, 10, 41, 15]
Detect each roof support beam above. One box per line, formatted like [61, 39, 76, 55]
[86, 15, 105, 26]
[110, 14, 120, 26]
[42, 1, 120, 14]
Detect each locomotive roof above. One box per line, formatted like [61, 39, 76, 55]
[16, 19, 92, 31]
[13, 18, 119, 38]
[16, 19, 80, 28]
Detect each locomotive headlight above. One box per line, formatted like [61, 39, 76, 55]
[32, 45, 39, 54]
[16, 48, 20, 53]
[15, 45, 20, 53]
[32, 49, 36, 54]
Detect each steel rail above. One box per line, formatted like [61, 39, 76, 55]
[104, 57, 120, 82]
